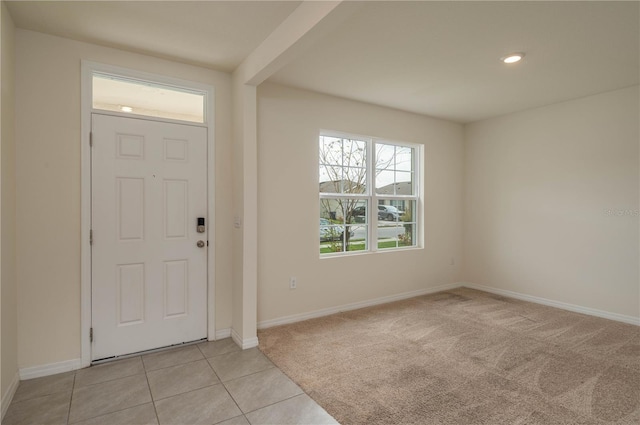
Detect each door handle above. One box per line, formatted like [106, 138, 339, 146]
[196, 240, 206, 248]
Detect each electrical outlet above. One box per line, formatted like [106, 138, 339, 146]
[289, 277, 297, 290]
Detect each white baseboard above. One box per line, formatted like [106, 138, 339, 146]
[1, 370, 20, 420]
[215, 328, 232, 340]
[18, 330, 232, 381]
[461, 282, 640, 326]
[19, 358, 82, 381]
[231, 329, 259, 349]
[256, 282, 639, 330]
[257, 282, 460, 329]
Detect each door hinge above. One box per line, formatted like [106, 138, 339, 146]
[90, 229, 93, 245]
[89, 132, 93, 147]
[90, 327, 94, 343]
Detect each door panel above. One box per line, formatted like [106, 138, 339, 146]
[91, 114, 208, 360]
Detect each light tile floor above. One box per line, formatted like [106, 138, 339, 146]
[3, 339, 339, 425]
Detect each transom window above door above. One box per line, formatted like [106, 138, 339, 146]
[92, 73, 206, 123]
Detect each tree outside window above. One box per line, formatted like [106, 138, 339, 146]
[319, 133, 419, 255]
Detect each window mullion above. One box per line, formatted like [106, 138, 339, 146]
[369, 140, 377, 252]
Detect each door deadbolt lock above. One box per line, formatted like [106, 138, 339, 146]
[197, 217, 206, 233]
[197, 240, 206, 248]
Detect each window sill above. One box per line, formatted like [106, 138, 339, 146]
[319, 245, 423, 259]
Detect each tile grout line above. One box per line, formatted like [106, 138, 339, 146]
[218, 363, 293, 418]
[200, 346, 224, 384]
[197, 342, 253, 424]
[197, 340, 244, 360]
[142, 355, 162, 425]
[66, 372, 77, 425]
[144, 356, 206, 374]
[211, 414, 250, 425]
[207, 345, 263, 420]
[74, 370, 147, 391]
[240, 392, 306, 417]
[219, 364, 276, 385]
[68, 402, 156, 425]
[219, 382, 246, 420]
[68, 359, 155, 424]
[150, 383, 222, 403]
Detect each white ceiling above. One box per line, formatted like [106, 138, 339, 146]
[6, 1, 639, 123]
[5, 0, 301, 72]
[269, 1, 640, 123]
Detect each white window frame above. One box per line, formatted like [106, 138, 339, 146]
[319, 130, 422, 257]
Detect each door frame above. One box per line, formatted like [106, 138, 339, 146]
[80, 61, 217, 367]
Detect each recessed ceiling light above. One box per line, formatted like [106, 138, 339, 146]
[120, 106, 133, 113]
[501, 52, 525, 64]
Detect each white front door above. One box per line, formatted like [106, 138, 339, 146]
[91, 113, 208, 360]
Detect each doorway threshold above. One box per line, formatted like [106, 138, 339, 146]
[91, 338, 208, 365]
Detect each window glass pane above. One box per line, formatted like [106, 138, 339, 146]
[319, 136, 342, 165]
[375, 144, 395, 169]
[335, 201, 348, 224]
[320, 200, 332, 221]
[377, 203, 401, 222]
[320, 200, 342, 223]
[395, 172, 414, 196]
[377, 200, 416, 249]
[399, 223, 415, 247]
[377, 222, 403, 249]
[347, 224, 367, 252]
[320, 219, 344, 254]
[319, 164, 344, 193]
[320, 203, 344, 254]
[320, 199, 367, 255]
[93, 74, 204, 123]
[395, 146, 413, 172]
[399, 200, 416, 247]
[375, 170, 395, 193]
[375, 143, 415, 195]
[319, 136, 367, 195]
[344, 167, 367, 194]
[402, 200, 416, 222]
[343, 139, 367, 167]
[352, 201, 368, 224]
[319, 165, 333, 187]
[396, 171, 412, 184]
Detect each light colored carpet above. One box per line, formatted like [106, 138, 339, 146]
[259, 288, 640, 424]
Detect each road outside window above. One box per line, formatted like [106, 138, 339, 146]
[319, 133, 420, 256]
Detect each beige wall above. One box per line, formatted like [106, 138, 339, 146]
[463, 86, 640, 318]
[1, 0, 18, 405]
[15, 29, 233, 369]
[256, 83, 464, 323]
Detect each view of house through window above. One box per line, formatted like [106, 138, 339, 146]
[319, 133, 419, 255]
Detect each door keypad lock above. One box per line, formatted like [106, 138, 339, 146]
[197, 217, 205, 233]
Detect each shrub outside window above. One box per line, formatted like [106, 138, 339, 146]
[319, 132, 420, 256]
